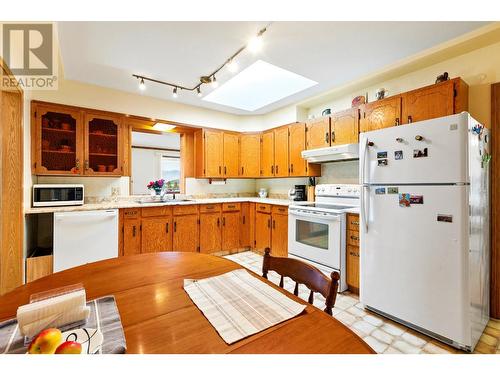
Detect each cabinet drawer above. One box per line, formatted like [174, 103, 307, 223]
[173, 204, 199, 216]
[199, 204, 221, 213]
[222, 202, 240, 212]
[347, 245, 360, 258]
[256, 203, 272, 213]
[141, 206, 173, 217]
[272, 205, 288, 215]
[123, 208, 141, 219]
[347, 230, 360, 247]
[347, 213, 360, 232]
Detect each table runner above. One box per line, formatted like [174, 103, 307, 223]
[184, 269, 306, 344]
[0, 296, 126, 354]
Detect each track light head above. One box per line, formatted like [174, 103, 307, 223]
[200, 76, 212, 84]
[172, 87, 178, 98]
[197, 87, 202, 97]
[211, 76, 218, 88]
[139, 78, 146, 91]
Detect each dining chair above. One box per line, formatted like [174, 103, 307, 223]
[262, 248, 340, 315]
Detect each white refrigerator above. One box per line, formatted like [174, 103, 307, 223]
[359, 112, 490, 352]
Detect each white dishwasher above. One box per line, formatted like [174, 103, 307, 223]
[53, 210, 119, 272]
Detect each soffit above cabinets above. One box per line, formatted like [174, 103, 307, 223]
[57, 21, 488, 115]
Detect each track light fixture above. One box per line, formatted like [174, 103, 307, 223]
[132, 23, 271, 98]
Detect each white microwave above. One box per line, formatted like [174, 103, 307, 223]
[33, 184, 84, 207]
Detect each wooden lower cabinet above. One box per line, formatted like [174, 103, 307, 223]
[199, 212, 221, 254]
[173, 214, 199, 252]
[255, 211, 271, 252]
[271, 213, 288, 257]
[123, 218, 141, 256]
[240, 202, 254, 248]
[222, 212, 240, 251]
[26, 255, 53, 283]
[141, 217, 172, 253]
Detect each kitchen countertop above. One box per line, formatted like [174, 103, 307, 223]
[25, 197, 310, 214]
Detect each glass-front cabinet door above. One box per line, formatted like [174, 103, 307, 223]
[34, 104, 83, 175]
[84, 112, 122, 175]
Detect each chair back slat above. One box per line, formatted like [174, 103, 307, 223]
[262, 248, 340, 315]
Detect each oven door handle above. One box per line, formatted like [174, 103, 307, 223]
[290, 211, 341, 221]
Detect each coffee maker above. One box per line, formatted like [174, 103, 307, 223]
[288, 185, 307, 201]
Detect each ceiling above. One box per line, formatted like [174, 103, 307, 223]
[57, 21, 488, 115]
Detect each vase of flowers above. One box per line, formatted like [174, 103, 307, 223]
[147, 179, 165, 196]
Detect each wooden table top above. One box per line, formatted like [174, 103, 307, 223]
[0, 253, 374, 354]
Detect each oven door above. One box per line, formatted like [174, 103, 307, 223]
[288, 209, 344, 270]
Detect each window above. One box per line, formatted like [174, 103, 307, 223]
[160, 156, 180, 193]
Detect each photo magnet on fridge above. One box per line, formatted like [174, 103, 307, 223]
[413, 148, 428, 158]
[377, 151, 388, 159]
[399, 193, 411, 207]
[375, 187, 386, 195]
[394, 150, 403, 160]
[387, 187, 399, 194]
[410, 195, 424, 204]
[378, 159, 388, 166]
[437, 214, 453, 223]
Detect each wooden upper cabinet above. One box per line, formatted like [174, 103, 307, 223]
[173, 214, 199, 252]
[274, 127, 289, 177]
[331, 108, 359, 145]
[199, 212, 221, 254]
[401, 78, 462, 124]
[289, 123, 307, 177]
[222, 211, 240, 251]
[141, 217, 172, 253]
[271, 212, 288, 257]
[240, 133, 261, 177]
[32, 103, 84, 175]
[83, 112, 123, 175]
[223, 133, 239, 177]
[360, 96, 402, 133]
[261, 130, 274, 177]
[306, 117, 330, 150]
[204, 130, 224, 177]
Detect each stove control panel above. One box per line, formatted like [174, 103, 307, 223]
[315, 184, 360, 198]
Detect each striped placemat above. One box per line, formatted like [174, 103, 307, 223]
[184, 269, 306, 344]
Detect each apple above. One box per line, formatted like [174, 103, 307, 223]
[27, 328, 62, 354]
[55, 341, 82, 354]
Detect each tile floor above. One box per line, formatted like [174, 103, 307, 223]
[223, 251, 500, 354]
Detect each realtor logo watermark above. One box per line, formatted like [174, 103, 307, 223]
[1, 22, 58, 90]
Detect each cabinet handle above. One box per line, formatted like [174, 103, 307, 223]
[272, 220, 275, 229]
[290, 164, 294, 173]
[222, 217, 225, 226]
[271, 165, 274, 174]
[219, 166, 222, 175]
[260, 206, 266, 210]
[408, 115, 413, 123]
[241, 166, 244, 175]
[276, 165, 279, 174]
[174, 221, 177, 232]
[206, 205, 214, 210]
[395, 118, 400, 126]
[224, 166, 227, 175]
[331, 130, 335, 143]
[351, 235, 359, 241]
[166, 222, 169, 233]
[351, 221, 359, 225]
[217, 217, 220, 227]
[267, 219, 271, 228]
[133, 226, 136, 237]
[325, 132, 329, 144]
[242, 215, 245, 224]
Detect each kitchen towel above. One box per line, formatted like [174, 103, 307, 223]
[184, 269, 306, 344]
[0, 296, 126, 354]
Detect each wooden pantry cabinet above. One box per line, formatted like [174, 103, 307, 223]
[31, 101, 127, 176]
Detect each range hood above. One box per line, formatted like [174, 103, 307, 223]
[301, 143, 359, 163]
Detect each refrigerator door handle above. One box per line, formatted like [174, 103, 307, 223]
[360, 137, 369, 185]
[361, 185, 369, 232]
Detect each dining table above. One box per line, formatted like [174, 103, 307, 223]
[0, 252, 374, 354]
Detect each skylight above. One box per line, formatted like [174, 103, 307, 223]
[202, 60, 317, 112]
